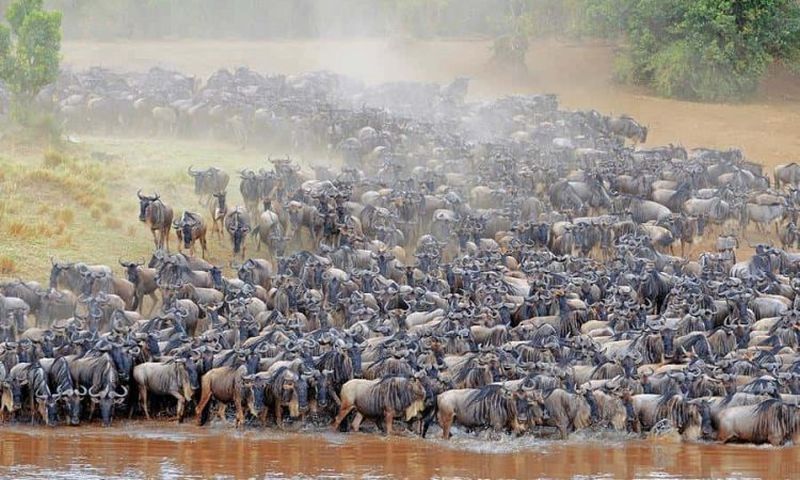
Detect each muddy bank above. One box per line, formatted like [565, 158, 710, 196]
[1, 424, 798, 479]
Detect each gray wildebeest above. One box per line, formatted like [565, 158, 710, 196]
[137, 190, 173, 251]
[333, 376, 427, 435]
[152, 106, 178, 136]
[717, 399, 800, 446]
[133, 356, 199, 423]
[775, 163, 800, 189]
[188, 166, 230, 205]
[436, 384, 546, 439]
[606, 115, 648, 145]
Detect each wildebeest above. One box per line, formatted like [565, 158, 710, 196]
[133, 356, 199, 422]
[173, 211, 209, 258]
[188, 166, 230, 203]
[225, 207, 251, 259]
[717, 399, 800, 446]
[775, 163, 800, 189]
[333, 376, 426, 435]
[137, 190, 173, 251]
[606, 115, 648, 144]
[436, 384, 545, 439]
[119, 259, 160, 314]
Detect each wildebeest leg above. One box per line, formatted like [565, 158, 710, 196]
[558, 421, 569, 440]
[201, 235, 208, 259]
[234, 397, 245, 428]
[175, 395, 185, 423]
[332, 401, 354, 431]
[195, 385, 213, 426]
[384, 409, 394, 435]
[147, 293, 159, 316]
[273, 404, 284, 429]
[438, 409, 453, 439]
[151, 228, 159, 250]
[140, 387, 150, 420]
[351, 412, 364, 432]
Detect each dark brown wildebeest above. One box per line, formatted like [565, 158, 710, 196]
[137, 190, 173, 251]
[210, 192, 228, 239]
[224, 207, 251, 260]
[119, 259, 160, 314]
[173, 211, 209, 258]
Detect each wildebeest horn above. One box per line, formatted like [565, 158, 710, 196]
[111, 385, 128, 399]
[137, 189, 144, 200]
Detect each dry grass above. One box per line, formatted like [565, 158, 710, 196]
[0, 256, 16, 274]
[103, 216, 123, 230]
[43, 149, 71, 168]
[56, 208, 75, 224]
[0, 133, 273, 282]
[6, 221, 37, 240]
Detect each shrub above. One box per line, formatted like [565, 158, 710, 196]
[0, 0, 62, 121]
[595, 0, 800, 101]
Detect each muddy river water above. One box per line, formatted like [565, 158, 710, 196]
[0, 423, 798, 479]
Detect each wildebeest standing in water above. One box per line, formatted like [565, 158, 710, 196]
[137, 190, 173, 251]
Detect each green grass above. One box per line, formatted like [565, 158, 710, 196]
[0, 134, 321, 284]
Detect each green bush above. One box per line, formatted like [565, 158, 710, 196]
[596, 0, 800, 101]
[0, 0, 62, 121]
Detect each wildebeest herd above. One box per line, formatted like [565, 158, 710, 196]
[4, 66, 800, 446]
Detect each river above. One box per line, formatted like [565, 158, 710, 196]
[1, 424, 798, 479]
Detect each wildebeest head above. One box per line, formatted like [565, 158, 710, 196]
[57, 383, 87, 426]
[518, 385, 548, 426]
[35, 391, 59, 426]
[183, 356, 201, 392]
[119, 259, 143, 285]
[109, 343, 139, 383]
[187, 165, 207, 194]
[238, 259, 256, 285]
[209, 266, 223, 290]
[5, 374, 26, 411]
[303, 369, 332, 410]
[89, 384, 128, 427]
[137, 190, 159, 222]
[48, 258, 73, 290]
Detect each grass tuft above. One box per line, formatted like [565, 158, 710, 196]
[0, 256, 16, 274]
[43, 149, 71, 169]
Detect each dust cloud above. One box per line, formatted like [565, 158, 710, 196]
[60, 38, 800, 169]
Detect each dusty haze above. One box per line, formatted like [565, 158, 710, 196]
[61, 38, 800, 169]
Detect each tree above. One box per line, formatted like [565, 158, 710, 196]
[0, 0, 61, 119]
[588, 0, 800, 101]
